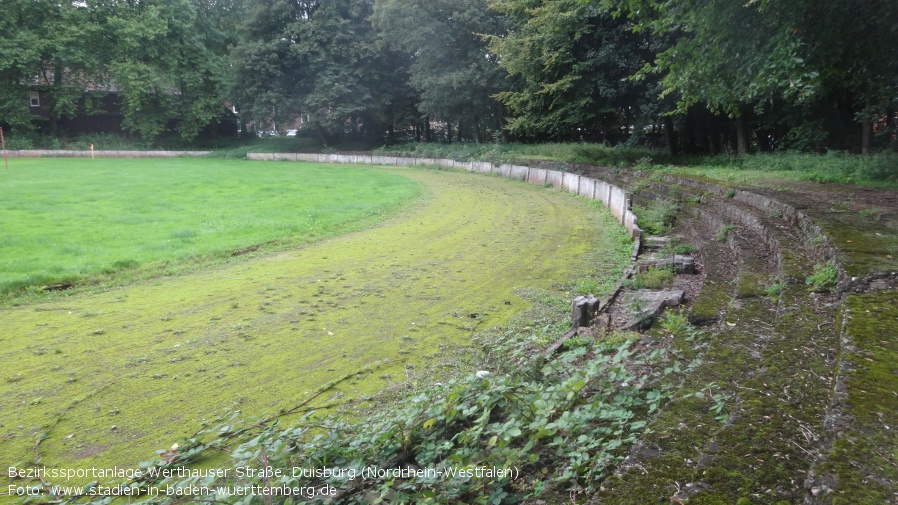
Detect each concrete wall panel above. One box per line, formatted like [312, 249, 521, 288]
[562, 172, 580, 194]
[526, 167, 547, 185]
[578, 177, 596, 198]
[510, 165, 529, 181]
[472, 161, 493, 174]
[546, 170, 564, 189]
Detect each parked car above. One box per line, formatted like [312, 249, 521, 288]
[286, 129, 297, 137]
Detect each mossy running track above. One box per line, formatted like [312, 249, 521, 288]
[0, 165, 630, 485]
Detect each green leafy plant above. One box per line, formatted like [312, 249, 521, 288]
[52, 338, 675, 504]
[805, 261, 838, 292]
[716, 224, 737, 241]
[632, 198, 679, 235]
[659, 311, 692, 337]
[629, 268, 675, 290]
[764, 279, 786, 301]
[695, 382, 729, 423]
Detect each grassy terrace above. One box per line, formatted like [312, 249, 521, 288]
[0, 160, 631, 491]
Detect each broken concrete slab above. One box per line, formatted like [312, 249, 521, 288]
[643, 236, 671, 250]
[638, 253, 696, 274]
[621, 289, 685, 331]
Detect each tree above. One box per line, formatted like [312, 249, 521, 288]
[232, 0, 404, 145]
[0, 0, 57, 133]
[373, 0, 509, 142]
[608, 0, 898, 153]
[96, 0, 232, 140]
[488, 0, 653, 141]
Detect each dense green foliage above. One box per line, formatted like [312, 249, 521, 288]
[488, 0, 652, 141]
[37, 320, 676, 504]
[230, 0, 409, 145]
[2, 0, 896, 162]
[606, 0, 898, 154]
[373, 0, 509, 143]
[0, 0, 237, 140]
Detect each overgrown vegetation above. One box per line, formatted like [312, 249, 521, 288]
[659, 239, 696, 256]
[805, 261, 839, 292]
[377, 143, 898, 185]
[632, 198, 678, 235]
[629, 268, 675, 290]
[716, 224, 737, 241]
[26, 318, 680, 504]
[376, 142, 661, 167]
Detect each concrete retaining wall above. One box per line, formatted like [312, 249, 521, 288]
[246, 152, 641, 240]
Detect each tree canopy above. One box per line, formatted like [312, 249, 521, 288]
[1, 0, 895, 153]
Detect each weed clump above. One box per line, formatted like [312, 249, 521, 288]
[716, 224, 737, 241]
[764, 278, 786, 301]
[633, 199, 679, 235]
[805, 261, 839, 292]
[659, 311, 693, 338]
[630, 268, 675, 289]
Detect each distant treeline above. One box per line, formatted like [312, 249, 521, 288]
[2, 0, 896, 155]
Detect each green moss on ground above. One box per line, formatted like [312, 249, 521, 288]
[598, 270, 838, 503]
[803, 201, 898, 278]
[0, 167, 631, 490]
[689, 280, 731, 324]
[813, 291, 898, 504]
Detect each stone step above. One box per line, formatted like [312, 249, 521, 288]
[593, 171, 844, 503]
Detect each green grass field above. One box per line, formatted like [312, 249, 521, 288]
[0, 158, 420, 301]
[0, 161, 632, 488]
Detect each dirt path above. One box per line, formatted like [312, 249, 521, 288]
[0, 167, 628, 476]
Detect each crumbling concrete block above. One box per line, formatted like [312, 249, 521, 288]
[643, 236, 671, 250]
[571, 295, 600, 328]
[638, 253, 695, 274]
[621, 289, 685, 331]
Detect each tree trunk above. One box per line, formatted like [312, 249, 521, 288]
[498, 104, 509, 143]
[892, 111, 898, 151]
[861, 119, 872, 154]
[315, 121, 329, 147]
[755, 129, 772, 152]
[736, 114, 748, 155]
[446, 120, 452, 143]
[473, 115, 481, 144]
[425, 117, 431, 142]
[663, 116, 677, 156]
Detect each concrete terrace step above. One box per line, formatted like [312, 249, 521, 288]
[591, 170, 843, 503]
